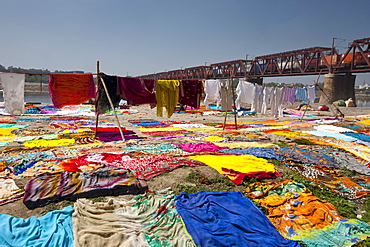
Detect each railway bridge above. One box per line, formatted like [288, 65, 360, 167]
[138, 37, 370, 105]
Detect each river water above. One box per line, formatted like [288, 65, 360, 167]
[0, 93, 370, 107]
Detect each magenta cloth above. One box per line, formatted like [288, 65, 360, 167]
[174, 142, 227, 152]
[118, 77, 157, 106]
[283, 87, 296, 105]
[178, 80, 204, 108]
[48, 73, 96, 108]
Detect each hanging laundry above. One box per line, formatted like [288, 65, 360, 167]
[219, 79, 233, 111]
[48, 73, 95, 108]
[235, 79, 255, 110]
[0, 73, 25, 114]
[252, 84, 263, 113]
[295, 87, 308, 104]
[307, 85, 316, 104]
[271, 87, 285, 118]
[283, 87, 296, 105]
[96, 73, 121, 114]
[261, 86, 273, 115]
[155, 80, 180, 118]
[204, 79, 221, 108]
[118, 77, 156, 107]
[178, 80, 203, 109]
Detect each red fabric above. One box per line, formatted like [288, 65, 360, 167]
[222, 168, 281, 185]
[48, 73, 96, 108]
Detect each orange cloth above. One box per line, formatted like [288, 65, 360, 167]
[48, 73, 96, 108]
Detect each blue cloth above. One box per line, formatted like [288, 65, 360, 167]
[343, 132, 370, 142]
[130, 122, 165, 126]
[0, 206, 73, 247]
[219, 147, 282, 160]
[176, 191, 300, 247]
[303, 130, 357, 142]
[295, 87, 307, 104]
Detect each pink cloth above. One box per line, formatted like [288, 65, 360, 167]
[174, 142, 227, 152]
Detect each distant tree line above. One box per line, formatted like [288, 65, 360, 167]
[0, 64, 84, 84]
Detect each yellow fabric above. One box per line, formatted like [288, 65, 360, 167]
[156, 80, 180, 118]
[204, 136, 227, 142]
[228, 120, 290, 125]
[0, 128, 17, 136]
[23, 139, 75, 147]
[187, 154, 276, 180]
[214, 142, 276, 148]
[184, 127, 219, 132]
[357, 119, 370, 126]
[265, 130, 310, 137]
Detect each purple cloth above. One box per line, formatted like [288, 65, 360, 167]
[96, 130, 137, 142]
[283, 87, 296, 105]
[118, 77, 157, 106]
[174, 142, 227, 152]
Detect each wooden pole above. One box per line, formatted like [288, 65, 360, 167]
[100, 77, 126, 141]
[95, 61, 100, 138]
[40, 74, 43, 92]
[231, 77, 238, 130]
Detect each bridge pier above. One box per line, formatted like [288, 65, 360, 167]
[319, 73, 356, 106]
[246, 77, 263, 85]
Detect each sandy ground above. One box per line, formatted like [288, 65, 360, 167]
[1, 102, 370, 218]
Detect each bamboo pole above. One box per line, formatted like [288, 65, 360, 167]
[231, 77, 238, 130]
[95, 61, 101, 138]
[99, 77, 126, 141]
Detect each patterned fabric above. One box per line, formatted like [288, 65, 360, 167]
[303, 136, 370, 163]
[245, 179, 370, 246]
[109, 154, 205, 180]
[48, 73, 95, 108]
[276, 146, 339, 168]
[287, 163, 370, 199]
[219, 147, 282, 160]
[176, 191, 300, 247]
[132, 189, 195, 246]
[178, 80, 203, 109]
[122, 143, 189, 155]
[23, 168, 148, 209]
[174, 142, 227, 152]
[73, 188, 195, 247]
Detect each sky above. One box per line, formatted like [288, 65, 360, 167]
[1, 0, 370, 85]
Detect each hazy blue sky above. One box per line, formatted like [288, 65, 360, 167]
[1, 0, 370, 85]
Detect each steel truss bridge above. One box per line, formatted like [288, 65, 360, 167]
[138, 37, 370, 80]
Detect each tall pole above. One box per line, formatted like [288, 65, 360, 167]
[231, 77, 238, 130]
[330, 37, 336, 74]
[95, 61, 101, 138]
